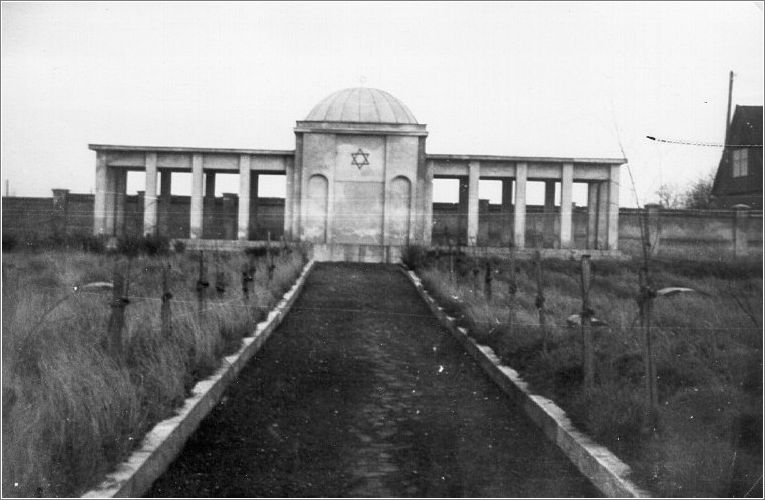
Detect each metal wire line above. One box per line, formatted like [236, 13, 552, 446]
[646, 135, 764, 148]
[17, 284, 761, 333]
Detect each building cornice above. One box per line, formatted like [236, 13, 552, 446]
[426, 153, 626, 165]
[294, 121, 428, 137]
[88, 144, 295, 156]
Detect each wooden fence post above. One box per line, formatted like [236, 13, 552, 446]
[267, 231, 275, 282]
[507, 244, 518, 335]
[214, 253, 226, 297]
[266, 230, 271, 263]
[242, 252, 256, 302]
[580, 255, 594, 391]
[645, 204, 662, 255]
[484, 255, 493, 302]
[448, 238, 455, 284]
[534, 250, 549, 354]
[107, 259, 130, 355]
[733, 204, 750, 257]
[161, 263, 172, 337]
[638, 266, 659, 431]
[472, 247, 480, 297]
[241, 263, 251, 301]
[196, 251, 209, 319]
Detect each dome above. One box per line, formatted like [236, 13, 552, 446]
[305, 87, 418, 124]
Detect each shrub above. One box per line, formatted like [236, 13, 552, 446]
[115, 234, 169, 257]
[141, 234, 170, 256]
[400, 245, 428, 270]
[77, 234, 107, 254]
[244, 247, 268, 258]
[116, 235, 142, 258]
[172, 240, 186, 254]
[1, 232, 109, 254]
[2, 233, 18, 251]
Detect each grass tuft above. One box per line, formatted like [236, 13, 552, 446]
[416, 252, 762, 498]
[2, 247, 306, 497]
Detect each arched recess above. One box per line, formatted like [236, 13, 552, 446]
[304, 174, 328, 243]
[388, 175, 412, 245]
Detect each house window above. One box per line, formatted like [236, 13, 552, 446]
[732, 148, 748, 177]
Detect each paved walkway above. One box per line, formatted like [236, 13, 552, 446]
[148, 263, 600, 497]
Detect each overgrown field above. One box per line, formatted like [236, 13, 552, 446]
[408, 248, 762, 498]
[2, 244, 306, 497]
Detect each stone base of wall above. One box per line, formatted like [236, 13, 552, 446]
[310, 243, 402, 263]
[178, 240, 626, 263]
[428, 245, 628, 261]
[179, 238, 283, 252]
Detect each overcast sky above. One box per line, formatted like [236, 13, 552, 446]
[1, 1, 763, 206]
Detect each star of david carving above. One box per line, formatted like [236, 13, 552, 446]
[350, 148, 370, 170]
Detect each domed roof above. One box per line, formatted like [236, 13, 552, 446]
[305, 87, 418, 124]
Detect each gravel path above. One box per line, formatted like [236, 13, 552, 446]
[148, 263, 600, 497]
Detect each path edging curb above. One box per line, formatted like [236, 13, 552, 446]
[81, 259, 316, 498]
[402, 267, 651, 498]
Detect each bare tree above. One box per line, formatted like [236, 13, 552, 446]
[655, 171, 716, 210]
[655, 183, 682, 208]
[682, 171, 716, 209]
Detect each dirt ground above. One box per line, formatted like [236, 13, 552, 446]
[147, 263, 600, 497]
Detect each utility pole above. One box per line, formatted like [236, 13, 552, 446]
[725, 71, 735, 144]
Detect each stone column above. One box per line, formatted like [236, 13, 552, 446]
[560, 163, 574, 249]
[597, 181, 608, 249]
[543, 180, 556, 248]
[292, 134, 303, 240]
[586, 182, 599, 249]
[189, 153, 204, 239]
[52, 189, 69, 236]
[284, 161, 294, 240]
[104, 168, 117, 236]
[458, 176, 469, 245]
[237, 154, 251, 241]
[467, 161, 480, 246]
[222, 193, 236, 240]
[514, 162, 527, 249]
[143, 153, 158, 236]
[159, 171, 172, 236]
[93, 152, 107, 235]
[500, 179, 513, 246]
[733, 204, 750, 257]
[249, 174, 259, 239]
[423, 160, 435, 245]
[115, 169, 127, 237]
[606, 165, 620, 250]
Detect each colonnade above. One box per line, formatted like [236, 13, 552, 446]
[93, 150, 291, 241]
[431, 159, 621, 250]
[93, 146, 622, 251]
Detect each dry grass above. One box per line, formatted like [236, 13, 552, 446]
[417, 251, 762, 498]
[1, 247, 305, 498]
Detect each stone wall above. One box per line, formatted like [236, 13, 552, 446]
[2, 192, 286, 241]
[3, 192, 761, 257]
[431, 202, 763, 257]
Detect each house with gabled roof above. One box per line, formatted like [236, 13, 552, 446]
[711, 105, 763, 209]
